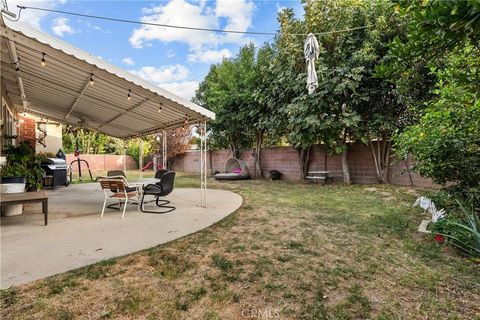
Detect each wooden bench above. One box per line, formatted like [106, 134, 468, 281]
[0, 191, 48, 225]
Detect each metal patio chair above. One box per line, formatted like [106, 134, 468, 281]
[140, 171, 176, 214]
[155, 169, 169, 180]
[99, 177, 139, 218]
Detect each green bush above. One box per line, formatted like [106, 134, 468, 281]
[2, 141, 45, 190]
[432, 202, 480, 258]
[0, 163, 27, 178]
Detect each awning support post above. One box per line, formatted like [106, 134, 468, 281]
[200, 120, 207, 208]
[162, 129, 167, 170]
[139, 139, 143, 179]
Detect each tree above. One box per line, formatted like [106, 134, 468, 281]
[62, 126, 122, 155]
[195, 47, 255, 159]
[195, 43, 275, 178]
[395, 45, 480, 207]
[258, 1, 404, 181]
[389, 0, 480, 206]
[151, 126, 192, 170]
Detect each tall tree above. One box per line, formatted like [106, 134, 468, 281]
[195, 43, 275, 178]
[388, 0, 480, 206]
[195, 46, 256, 159]
[259, 1, 404, 181]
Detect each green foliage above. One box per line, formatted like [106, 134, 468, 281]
[62, 126, 125, 155]
[126, 138, 151, 167]
[387, 1, 480, 207]
[432, 202, 480, 257]
[0, 163, 27, 178]
[252, 1, 406, 179]
[395, 45, 480, 207]
[1, 141, 44, 190]
[195, 44, 265, 157]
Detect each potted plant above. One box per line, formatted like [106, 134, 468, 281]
[0, 163, 27, 216]
[1, 142, 45, 216]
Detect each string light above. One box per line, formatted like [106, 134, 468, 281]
[41, 53, 46, 66]
[184, 114, 188, 124]
[14, 59, 20, 72]
[158, 102, 162, 113]
[127, 89, 131, 101]
[155, 135, 161, 142]
[89, 74, 94, 86]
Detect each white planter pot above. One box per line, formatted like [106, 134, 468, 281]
[1, 181, 26, 216]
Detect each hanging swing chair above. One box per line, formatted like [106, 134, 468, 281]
[214, 157, 251, 181]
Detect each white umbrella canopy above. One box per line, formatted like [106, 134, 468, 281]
[304, 33, 320, 95]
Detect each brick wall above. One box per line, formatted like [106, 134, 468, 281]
[17, 115, 36, 147]
[66, 154, 137, 172]
[172, 142, 434, 187]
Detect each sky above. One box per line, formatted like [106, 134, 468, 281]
[4, 0, 304, 101]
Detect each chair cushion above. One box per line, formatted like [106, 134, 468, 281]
[126, 186, 137, 193]
[143, 184, 162, 195]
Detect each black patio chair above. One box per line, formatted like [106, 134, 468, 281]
[155, 169, 169, 180]
[140, 171, 176, 214]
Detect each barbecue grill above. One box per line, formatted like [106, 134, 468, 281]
[41, 158, 69, 189]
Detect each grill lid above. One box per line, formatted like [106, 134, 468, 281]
[42, 158, 67, 165]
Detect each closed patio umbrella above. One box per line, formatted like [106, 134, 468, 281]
[304, 33, 320, 94]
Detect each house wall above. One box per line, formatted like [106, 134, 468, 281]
[171, 142, 435, 187]
[15, 113, 62, 153]
[36, 122, 63, 154]
[0, 85, 17, 154]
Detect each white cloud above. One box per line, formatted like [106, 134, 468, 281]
[188, 48, 232, 63]
[215, 0, 255, 44]
[51, 17, 76, 37]
[85, 21, 111, 34]
[276, 2, 286, 13]
[122, 57, 135, 66]
[129, 0, 219, 49]
[166, 50, 176, 58]
[159, 81, 199, 101]
[129, 0, 255, 56]
[6, 0, 65, 30]
[129, 64, 189, 83]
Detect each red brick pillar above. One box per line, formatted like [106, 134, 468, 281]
[17, 115, 36, 149]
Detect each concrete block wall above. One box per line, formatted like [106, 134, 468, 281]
[172, 142, 435, 187]
[66, 154, 137, 172]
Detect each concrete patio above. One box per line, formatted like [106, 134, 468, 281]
[0, 182, 242, 288]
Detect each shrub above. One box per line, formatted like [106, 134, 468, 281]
[432, 202, 480, 257]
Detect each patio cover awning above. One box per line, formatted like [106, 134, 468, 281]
[0, 18, 215, 139]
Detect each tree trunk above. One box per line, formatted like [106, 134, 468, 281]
[230, 141, 241, 159]
[209, 150, 213, 176]
[369, 134, 392, 184]
[341, 148, 351, 184]
[139, 140, 144, 178]
[252, 129, 264, 179]
[298, 146, 312, 180]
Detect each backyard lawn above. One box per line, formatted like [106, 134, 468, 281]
[1, 176, 479, 319]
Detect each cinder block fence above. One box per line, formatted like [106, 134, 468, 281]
[172, 142, 434, 187]
[66, 154, 137, 172]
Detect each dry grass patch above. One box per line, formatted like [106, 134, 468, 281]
[1, 177, 479, 319]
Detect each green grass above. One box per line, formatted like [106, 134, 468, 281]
[1, 176, 479, 319]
